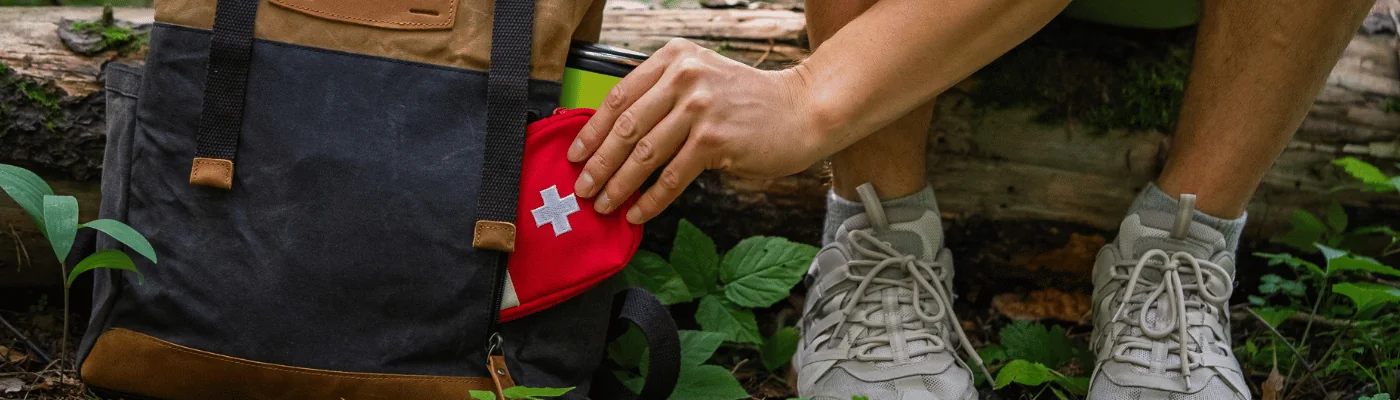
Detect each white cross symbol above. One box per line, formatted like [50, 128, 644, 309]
[532, 185, 580, 236]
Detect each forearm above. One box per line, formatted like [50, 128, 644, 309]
[792, 0, 1070, 154]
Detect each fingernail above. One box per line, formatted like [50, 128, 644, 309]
[575, 172, 594, 197]
[594, 192, 612, 213]
[626, 206, 643, 224]
[567, 139, 585, 162]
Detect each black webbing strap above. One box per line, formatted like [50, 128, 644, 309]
[591, 288, 681, 400]
[190, 0, 259, 189]
[475, 0, 534, 232]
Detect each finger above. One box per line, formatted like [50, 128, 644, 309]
[574, 65, 685, 199]
[568, 39, 693, 163]
[625, 145, 707, 225]
[593, 108, 693, 214]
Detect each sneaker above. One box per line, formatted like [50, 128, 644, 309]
[1088, 194, 1251, 399]
[795, 183, 987, 400]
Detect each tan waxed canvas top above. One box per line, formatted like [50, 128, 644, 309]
[156, 0, 605, 81]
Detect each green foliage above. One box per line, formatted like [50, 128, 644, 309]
[468, 386, 574, 400]
[613, 220, 818, 399]
[989, 321, 1091, 397]
[1244, 156, 1400, 398]
[69, 19, 149, 53]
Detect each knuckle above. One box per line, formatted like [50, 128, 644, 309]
[666, 37, 694, 50]
[612, 112, 638, 139]
[674, 58, 706, 81]
[603, 87, 627, 110]
[589, 154, 613, 172]
[631, 139, 656, 164]
[657, 167, 684, 191]
[683, 91, 712, 112]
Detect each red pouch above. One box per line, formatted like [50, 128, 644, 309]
[499, 108, 643, 321]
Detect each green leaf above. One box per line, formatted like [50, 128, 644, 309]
[999, 321, 1076, 367]
[1274, 210, 1326, 253]
[1334, 157, 1392, 189]
[1329, 256, 1400, 278]
[1055, 375, 1090, 396]
[668, 364, 748, 400]
[1258, 274, 1307, 298]
[0, 164, 55, 236]
[607, 326, 647, 369]
[623, 251, 691, 305]
[678, 330, 726, 366]
[1251, 307, 1296, 328]
[81, 219, 157, 263]
[67, 249, 142, 287]
[42, 195, 78, 265]
[1326, 201, 1348, 233]
[719, 236, 818, 308]
[671, 219, 720, 298]
[994, 360, 1056, 389]
[1316, 243, 1347, 263]
[695, 294, 762, 344]
[759, 326, 800, 371]
[469, 390, 496, 400]
[500, 386, 574, 399]
[978, 344, 1008, 365]
[1255, 252, 1325, 278]
[1333, 282, 1400, 312]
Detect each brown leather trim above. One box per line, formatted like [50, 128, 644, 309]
[473, 221, 517, 252]
[82, 328, 498, 400]
[188, 157, 234, 189]
[155, 0, 602, 81]
[487, 355, 517, 396]
[269, 0, 457, 30]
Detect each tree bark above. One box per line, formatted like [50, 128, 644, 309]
[2, 7, 1399, 287]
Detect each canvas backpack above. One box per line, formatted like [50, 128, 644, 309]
[76, 0, 680, 398]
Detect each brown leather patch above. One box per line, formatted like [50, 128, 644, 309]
[189, 157, 234, 189]
[81, 328, 497, 399]
[487, 355, 517, 396]
[155, 0, 603, 81]
[269, 0, 457, 30]
[473, 221, 516, 252]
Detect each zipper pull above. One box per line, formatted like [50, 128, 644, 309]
[486, 333, 516, 399]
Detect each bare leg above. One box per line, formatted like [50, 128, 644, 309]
[1157, 0, 1373, 218]
[807, 0, 934, 201]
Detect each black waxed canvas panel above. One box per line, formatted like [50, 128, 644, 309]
[81, 23, 615, 386]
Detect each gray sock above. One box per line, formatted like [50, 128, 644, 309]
[1128, 182, 1247, 252]
[822, 185, 939, 245]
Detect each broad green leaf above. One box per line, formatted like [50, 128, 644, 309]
[1329, 255, 1400, 278]
[1334, 157, 1391, 188]
[1361, 394, 1391, 400]
[695, 294, 762, 344]
[42, 195, 78, 264]
[1055, 375, 1090, 396]
[719, 237, 818, 308]
[677, 330, 726, 367]
[978, 344, 1008, 364]
[0, 164, 54, 236]
[622, 375, 645, 394]
[759, 326, 800, 371]
[1251, 307, 1296, 328]
[994, 360, 1056, 389]
[1353, 225, 1400, 240]
[1326, 201, 1348, 233]
[81, 219, 157, 263]
[1274, 211, 1325, 253]
[1316, 243, 1347, 263]
[607, 326, 647, 369]
[67, 249, 143, 287]
[671, 219, 720, 298]
[1258, 274, 1307, 298]
[999, 321, 1076, 367]
[469, 390, 496, 400]
[623, 251, 691, 305]
[668, 364, 748, 400]
[500, 386, 574, 399]
[1254, 252, 1324, 278]
[1333, 282, 1400, 312]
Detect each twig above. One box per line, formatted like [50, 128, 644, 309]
[7, 224, 30, 271]
[750, 39, 774, 67]
[0, 314, 52, 366]
[1231, 307, 1355, 328]
[730, 358, 749, 375]
[1243, 308, 1328, 393]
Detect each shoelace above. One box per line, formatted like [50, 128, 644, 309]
[834, 230, 992, 379]
[1107, 249, 1232, 387]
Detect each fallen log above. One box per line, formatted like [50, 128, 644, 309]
[2, 7, 1399, 287]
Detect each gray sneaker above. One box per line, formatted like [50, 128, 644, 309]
[795, 183, 987, 400]
[1088, 194, 1251, 399]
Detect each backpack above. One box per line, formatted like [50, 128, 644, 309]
[77, 0, 680, 398]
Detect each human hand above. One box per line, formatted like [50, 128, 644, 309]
[568, 38, 829, 225]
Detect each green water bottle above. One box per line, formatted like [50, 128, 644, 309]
[560, 42, 649, 109]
